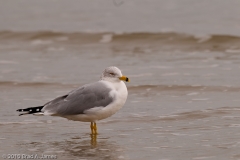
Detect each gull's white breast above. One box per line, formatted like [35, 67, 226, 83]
[64, 80, 128, 122]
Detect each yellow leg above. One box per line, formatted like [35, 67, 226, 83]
[90, 122, 98, 135]
[90, 122, 97, 147]
[90, 122, 94, 135]
[93, 122, 98, 135]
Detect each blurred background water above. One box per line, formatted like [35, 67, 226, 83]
[0, 0, 240, 160]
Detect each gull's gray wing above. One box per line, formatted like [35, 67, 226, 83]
[42, 81, 114, 115]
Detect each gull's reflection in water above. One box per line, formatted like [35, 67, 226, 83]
[21, 134, 125, 160]
[90, 134, 97, 147]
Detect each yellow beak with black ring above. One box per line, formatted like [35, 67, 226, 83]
[119, 76, 130, 82]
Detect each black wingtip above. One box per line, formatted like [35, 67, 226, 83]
[16, 106, 44, 116]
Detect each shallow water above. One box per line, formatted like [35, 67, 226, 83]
[1, 1, 240, 160]
[1, 40, 240, 160]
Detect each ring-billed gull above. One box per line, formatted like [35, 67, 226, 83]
[17, 66, 129, 135]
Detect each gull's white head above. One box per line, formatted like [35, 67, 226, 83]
[101, 66, 130, 83]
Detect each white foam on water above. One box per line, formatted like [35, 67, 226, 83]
[0, 60, 18, 64]
[187, 92, 199, 96]
[99, 34, 113, 43]
[0, 121, 43, 125]
[192, 98, 209, 101]
[229, 124, 240, 128]
[31, 40, 52, 45]
[144, 147, 160, 149]
[193, 156, 216, 160]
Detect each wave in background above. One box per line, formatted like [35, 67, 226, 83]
[0, 31, 240, 51]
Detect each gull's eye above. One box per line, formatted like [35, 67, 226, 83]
[109, 72, 115, 76]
